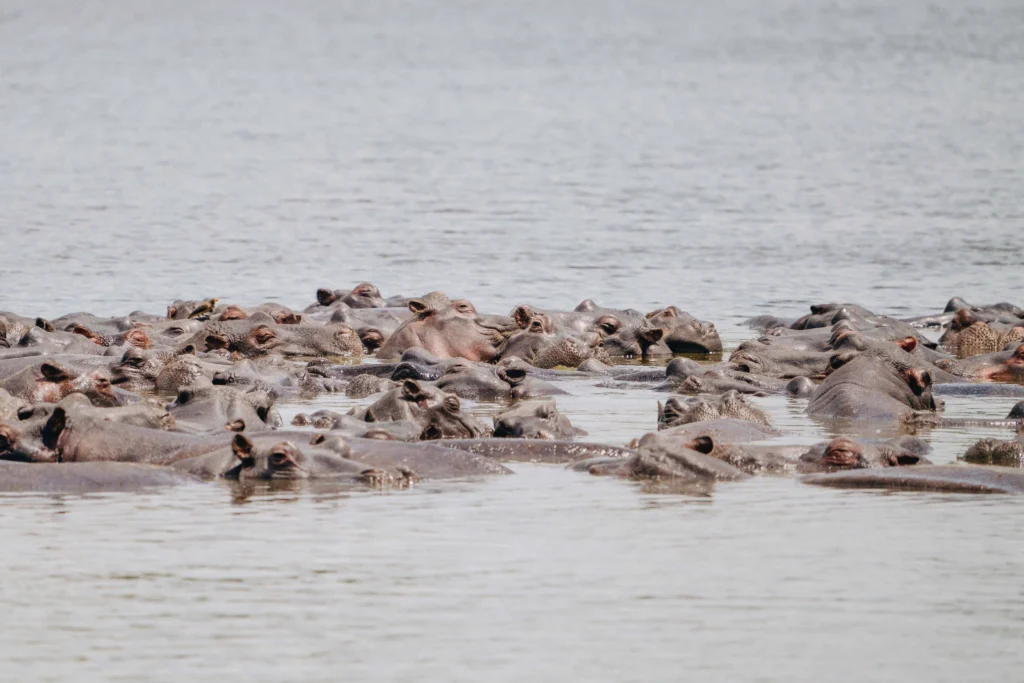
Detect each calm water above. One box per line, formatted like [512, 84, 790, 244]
[2, 0, 1023, 680]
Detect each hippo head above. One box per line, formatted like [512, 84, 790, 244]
[37, 362, 116, 407]
[111, 347, 166, 390]
[646, 306, 722, 354]
[819, 439, 871, 469]
[419, 393, 489, 440]
[492, 399, 573, 440]
[962, 438, 1024, 467]
[229, 436, 310, 480]
[591, 312, 663, 359]
[0, 422, 57, 462]
[901, 367, 937, 412]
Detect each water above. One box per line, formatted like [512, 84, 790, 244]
[1, 0, 1023, 680]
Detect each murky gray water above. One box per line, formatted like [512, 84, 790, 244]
[2, 0, 1023, 680]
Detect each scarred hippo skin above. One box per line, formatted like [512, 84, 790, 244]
[806, 354, 938, 420]
[492, 399, 577, 440]
[0, 461, 202, 493]
[802, 465, 1024, 494]
[434, 438, 636, 464]
[377, 298, 516, 362]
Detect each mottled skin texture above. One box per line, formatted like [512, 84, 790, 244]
[0, 461, 201, 493]
[658, 391, 772, 429]
[435, 439, 635, 464]
[962, 436, 1024, 467]
[492, 399, 576, 440]
[806, 355, 938, 420]
[377, 299, 516, 362]
[946, 321, 1024, 359]
[802, 465, 1024, 494]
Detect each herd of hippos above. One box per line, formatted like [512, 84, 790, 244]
[1, 284, 1024, 495]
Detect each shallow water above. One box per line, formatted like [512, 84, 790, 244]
[2, 0, 1024, 680]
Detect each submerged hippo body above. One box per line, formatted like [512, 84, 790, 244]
[435, 439, 636, 463]
[0, 461, 201, 493]
[803, 465, 1024, 494]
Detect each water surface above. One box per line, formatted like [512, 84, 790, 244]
[1, 0, 1023, 680]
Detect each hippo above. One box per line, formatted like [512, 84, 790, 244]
[961, 434, 1024, 467]
[492, 400, 576, 440]
[937, 344, 1024, 382]
[0, 360, 117, 407]
[178, 315, 363, 358]
[312, 283, 389, 309]
[167, 380, 280, 433]
[806, 354, 938, 421]
[796, 437, 929, 472]
[644, 306, 723, 354]
[0, 461, 201, 493]
[658, 391, 772, 429]
[587, 432, 748, 482]
[434, 359, 565, 400]
[358, 380, 489, 439]
[167, 298, 219, 320]
[511, 303, 664, 360]
[802, 465, 1024, 494]
[343, 436, 512, 478]
[0, 388, 28, 421]
[653, 419, 781, 444]
[377, 298, 517, 362]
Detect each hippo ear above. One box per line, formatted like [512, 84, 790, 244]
[657, 401, 665, 423]
[35, 317, 55, 332]
[902, 368, 931, 395]
[401, 380, 424, 399]
[176, 388, 193, 405]
[316, 288, 338, 306]
[408, 299, 429, 315]
[688, 435, 715, 454]
[421, 424, 443, 440]
[40, 362, 72, 383]
[639, 328, 663, 345]
[204, 334, 229, 351]
[898, 337, 918, 353]
[309, 433, 326, 445]
[575, 300, 597, 313]
[71, 324, 104, 345]
[364, 407, 377, 423]
[231, 434, 255, 466]
[225, 419, 246, 432]
[166, 305, 178, 319]
[511, 305, 534, 329]
[181, 344, 197, 355]
[124, 328, 151, 349]
[443, 395, 461, 414]
[41, 407, 67, 450]
[0, 425, 15, 452]
[497, 366, 527, 385]
[276, 312, 302, 325]
[358, 328, 384, 352]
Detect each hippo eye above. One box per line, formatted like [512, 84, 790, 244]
[253, 328, 275, 344]
[596, 317, 620, 334]
[269, 451, 293, 467]
[444, 396, 461, 413]
[454, 302, 474, 314]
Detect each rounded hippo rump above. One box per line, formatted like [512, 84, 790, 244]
[806, 354, 938, 421]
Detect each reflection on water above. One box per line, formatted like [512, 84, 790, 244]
[2, 0, 1024, 679]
